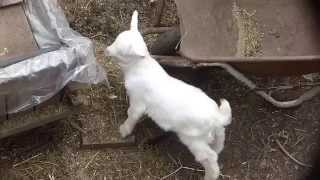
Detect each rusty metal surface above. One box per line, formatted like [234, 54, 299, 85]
[154, 55, 320, 75]
[174, 0, 238, 58]
[230, 61, 320, 75]
[0, 3, 39, 63]
[174, 0, 320, 74]
[0, 0, 22, 8]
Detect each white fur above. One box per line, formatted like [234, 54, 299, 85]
[105, 10, 232, 180]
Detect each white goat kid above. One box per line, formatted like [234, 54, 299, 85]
[105, 11, 232, 180]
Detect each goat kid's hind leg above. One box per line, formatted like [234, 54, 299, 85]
[179, 135, 220, 180]
[210, 127, 225, 155]
[119, 102, 145, 138]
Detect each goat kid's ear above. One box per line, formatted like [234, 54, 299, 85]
[130, 10, 139, 31]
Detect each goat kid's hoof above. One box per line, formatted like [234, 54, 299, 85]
[119, 123, 131, 138]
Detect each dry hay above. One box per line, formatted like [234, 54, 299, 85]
[232, 2, 263, 57]
[60, 0, 152, 44]
[76, 41, 129, 143]
[60, 0, 178, 44]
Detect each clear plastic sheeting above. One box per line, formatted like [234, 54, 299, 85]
[0, 0, 106, 114]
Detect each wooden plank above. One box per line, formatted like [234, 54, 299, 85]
[80, 113, 136, 149]
[0, 103, 71, 139]
[0, 3, 39, 63]
[0, 96, 6, 120]
[81, 136, 136, 149]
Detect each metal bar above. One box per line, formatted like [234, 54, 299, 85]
[153, 55, 320, 108]
[196, 63, 320, 108]
[153, 55, 320, 63]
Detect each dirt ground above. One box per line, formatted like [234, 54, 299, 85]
[0, 0, 320, 180]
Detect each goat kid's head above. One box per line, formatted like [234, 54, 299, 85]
[105, 11, 149, 65]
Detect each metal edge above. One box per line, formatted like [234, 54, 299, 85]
[153, 55, 320, 63]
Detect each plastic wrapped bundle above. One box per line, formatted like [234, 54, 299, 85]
[0, 0, 106, 115]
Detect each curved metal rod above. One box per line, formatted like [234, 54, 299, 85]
[194, 63, 320, 108]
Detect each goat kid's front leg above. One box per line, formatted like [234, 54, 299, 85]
[119, 102, 145, 138]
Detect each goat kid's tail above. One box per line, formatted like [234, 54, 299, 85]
[217, 99, 232, 127]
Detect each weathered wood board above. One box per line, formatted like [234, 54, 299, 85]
[0, 3, 39, 62]
[0, 103, 70, 139]
[0, 90, 70, 140]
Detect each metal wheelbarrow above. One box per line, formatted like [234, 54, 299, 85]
[148, 0, 320, 108]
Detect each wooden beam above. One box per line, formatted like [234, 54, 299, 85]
[0, 107, 70, 139]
